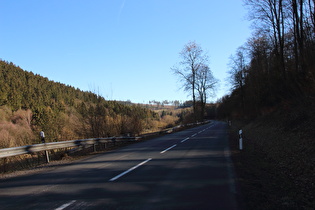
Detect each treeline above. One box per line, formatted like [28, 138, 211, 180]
[217, 0, 315, 119]
[0, 60, 169, 148]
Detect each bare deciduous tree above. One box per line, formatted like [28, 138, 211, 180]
[172, 41, 217, 121]
[245, 0, 288, 78]
[228, 47, 248, 114]
[195, 64, 218, 120]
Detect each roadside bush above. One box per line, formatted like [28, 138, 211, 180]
[0, 109, 34, 148]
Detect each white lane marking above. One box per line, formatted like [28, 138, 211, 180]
[208, 124, 215, 129]
[55, 200, 76, 210]
[191, 125, 214, 138]
[109, 158, 152, 181]
[181, 137, 189, 143]
[160, 144, 177, 154]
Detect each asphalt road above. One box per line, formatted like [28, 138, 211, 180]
[0, 121, 239, 210]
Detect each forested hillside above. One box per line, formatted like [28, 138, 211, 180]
[219, 1, 315, 208]
[217, 0, 315, 119]
[0, 60, 173, 148]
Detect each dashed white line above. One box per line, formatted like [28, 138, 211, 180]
[181, 137, 189, 143]
[109, 158, 152, 181]
[109, 125, 216, 182]
[160, 144, 177, 154]
[55, 200, 76, 210]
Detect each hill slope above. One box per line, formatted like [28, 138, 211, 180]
[0, 60, 160, 148]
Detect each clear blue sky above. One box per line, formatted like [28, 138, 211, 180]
[0, 0, 251, 104]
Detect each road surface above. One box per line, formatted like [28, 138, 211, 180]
[0, 121, 239, 209]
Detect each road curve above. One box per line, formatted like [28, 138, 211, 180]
[0, 121, 239, 210]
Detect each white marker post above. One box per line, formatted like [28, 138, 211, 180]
[40, 131, 50, 163]
[239, 130, 243, 150]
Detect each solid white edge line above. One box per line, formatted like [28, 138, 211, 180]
[55, 200, 76, 210]
[160, 144, 177, 154]
[224, 147, 237, 194]
[109, 158, 152, 182]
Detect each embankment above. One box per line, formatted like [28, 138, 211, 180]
[230, 104, 315, 209]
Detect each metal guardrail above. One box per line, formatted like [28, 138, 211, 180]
[0, 120, 211, 159]
[0, 137, 140, 159]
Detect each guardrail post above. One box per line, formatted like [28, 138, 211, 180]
[239, 130, 243, 150]
[3, 157, 7, 173]
[94, 139, 99, 153]
[44, 150, 50, 163]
